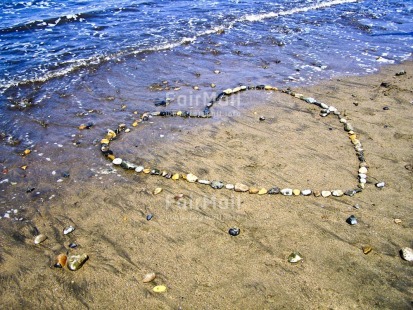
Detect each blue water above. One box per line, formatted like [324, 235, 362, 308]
[1, 0, 412, 93]
[0, 0, 412, 212]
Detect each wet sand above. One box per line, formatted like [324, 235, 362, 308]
[1, 61, 412, 309]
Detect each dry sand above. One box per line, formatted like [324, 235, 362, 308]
[1, 62, 412, 309]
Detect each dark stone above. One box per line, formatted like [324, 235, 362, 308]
[62, 172, 70, 178]
[346, 215, 358, 225]
[210, 181, 224, 189]
[256, 85, 265, 90]
[26, 187, 35, 193]
[380, 82, 390, 88]
[146, 214, 153, 221]
[151, 169, 161, 175]
[268, 187, 280, 195]
[228, 227, 240, 236]
[383, 106, 389, 110]
[85, 122, 94, 129]
[69, 243, 78, 249]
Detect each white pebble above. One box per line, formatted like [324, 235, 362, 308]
[280, 188, 292, 196]
[112, 158, 122, 165]
[376, 182, 385, 188]
[400, 247, 413, 262]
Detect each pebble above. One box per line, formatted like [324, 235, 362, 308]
[225, 184, 235, 190]
[112, 158, 122, 165]
[288, 252, 303, 263]
[280, 188, 292, 196]
[321, 191, 331, 198]
[353, 204, 361, 209]
[142, 272, 156, 283]
[146, 214, 153, 221]
[67, 254, 89, 271]
[186, 173, 198, 183]
[259, 116, 266, 121]
[258, 188, 267, 195]
[54, 254, 67, 268]
[358, 167, 368, 174]
[172, 173, 180, 180]
[375, 182, 385, 188]
[394, 218, 402, 224]
[292, 189, 300, 196]
[249, 188, 259, 194]
[34, 234, 47, 245]
[234, 183, 249, 192]
[332, 190, 344, 197]
[344, 123, 354, 132]
[400, 247, 413, 262]
[301, 189, 312, 196]
[362, 246, 372, 255]
[143, 168, 151, 174]
[63, 225, 75, 235]
[211, 180, 224, 189]
[135, 166, 144, 173]
[153, 188, 163, 195]
[267, 187, 280, 195]
[69, 242, 78, 249]
[346, 215, 358, 225]
[228, 227, 240, 236]
[313, 190, 321, 197]
[153, 285, 167, 293]
[198, 179, 211, 185]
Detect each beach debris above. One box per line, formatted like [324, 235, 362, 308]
[63, 225, 75, 235]
[67, 254, 89, 271]
[288, 252, 303, 263]
[153, 285, 167, 293]
[54, 254, 68, 268]
[143, 272, 156, 283]
[228, 227, 240, 236]
[375, 182, 385, 188]
[153, 187, 163, 195]
[234, 183, 249, 192]
[346, 215, 358, 225]
[34, 234, 47, 244]
[394, 219, 402, 224]
[400, 247, 413, 262]
[362, 246, 372, 255]
[146, 214, 153, 221]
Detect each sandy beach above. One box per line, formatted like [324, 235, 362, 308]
[1, 61, 412, 309]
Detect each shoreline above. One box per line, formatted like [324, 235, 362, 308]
[1, 61, 412, 309]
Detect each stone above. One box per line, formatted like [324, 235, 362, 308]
[344, 123, 354, 132]
[54, 254, 67, 268]
[358, 167, 368, 174]
[394, 219, 402, 224]
[172, 173, 180, 180]
[321, 191, 331, 197]
[267, 187, 280, 195]
[143, 168, 151, 174]
[280, 188, 293, 196]
[211, 180, 224, 189]
[288, 252, 303, 263]
[225, 184, 235, 190]
[198, 179, 211, 185]
[332, 190, 344, 197]
[292, 189, 301, 196]
[375, 182, 385, 188]
[34, 234, 47, 245]
[186, 173, 198, 183]
[249, 188, 259, 194]
[112, 158, 122, 165]
[135, 166, 144, 173]
[258, 188, 267, 195]
[362, 246, 372, 255]
[400, 247, 413, 262]
[346, 215, 358, 225]
[153, 188, 163, 195]
[228, 227, 240, 236]
[143, 272, 156, 283]
[301, 189, 312, 196]
[234, 183, 249, 192]
[67, 254, 89, 271]
[63, 226, 75, 235]
[313, 190, 321, 197]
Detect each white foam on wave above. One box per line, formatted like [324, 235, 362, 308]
[0, 0, 359, 94]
